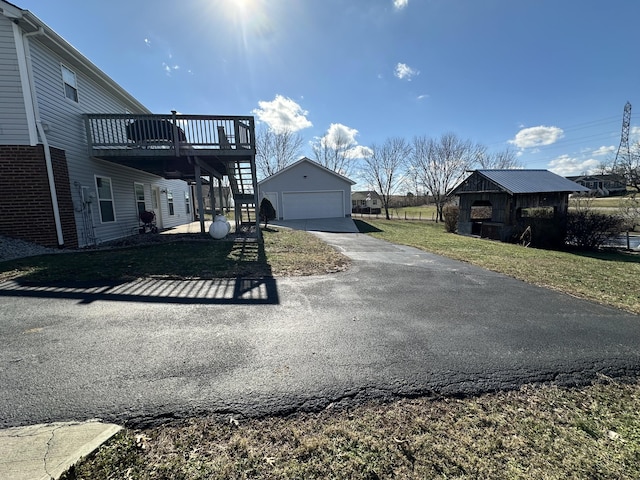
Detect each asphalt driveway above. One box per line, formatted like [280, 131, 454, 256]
[268, 217, 359, 233]
[1, 232, 639, 428]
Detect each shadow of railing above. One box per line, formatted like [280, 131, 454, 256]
[0, 276, 279, 305]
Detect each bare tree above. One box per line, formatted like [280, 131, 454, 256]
[362, 137, 412, 220]
[311, 126, 358, 177]
[255, 125, 304, 179]
[411, 133, 484, 222]
[477, 146, 523, 169]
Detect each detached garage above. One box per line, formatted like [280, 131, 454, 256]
[258, 157, 356, 220]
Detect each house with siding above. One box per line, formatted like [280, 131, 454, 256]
[566, 174, 627, 197]
[0, 1, 257, 248]
[351, 191, 382, 214]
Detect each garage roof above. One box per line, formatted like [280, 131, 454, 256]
[258, 157, 356, 185]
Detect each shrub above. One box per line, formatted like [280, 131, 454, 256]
[565, 211, 627, 250]
[259, 198, 276, 227]
[443, 205, 459, 233]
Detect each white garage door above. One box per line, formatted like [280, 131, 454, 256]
[282, 191, 344, 220]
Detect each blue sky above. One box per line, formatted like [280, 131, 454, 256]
[17, 0, 640, 178]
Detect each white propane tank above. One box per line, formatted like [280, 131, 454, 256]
[209, 214, 231, 239]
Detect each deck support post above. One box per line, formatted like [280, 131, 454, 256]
[218, 177, 224, 215]
[195, 164, 205, 233]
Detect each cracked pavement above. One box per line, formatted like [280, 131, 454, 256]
[1, 232, 639, 429]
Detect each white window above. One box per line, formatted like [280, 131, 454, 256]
[61, 65, 78, 102]
[184, 190, 191, 214]
[134, 183, 146, 216]
[95, 176, 115, 223]
[167, 191, 175, 215]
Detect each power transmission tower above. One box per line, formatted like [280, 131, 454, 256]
[614, 101, 632, 166]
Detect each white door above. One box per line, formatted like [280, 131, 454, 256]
[152, 186, 163, 228]
[282, 191, 344, 220]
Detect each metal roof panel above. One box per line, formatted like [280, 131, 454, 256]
[476, 170, 590, 194]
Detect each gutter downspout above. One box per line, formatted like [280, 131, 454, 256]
[19, 25, 65, 247]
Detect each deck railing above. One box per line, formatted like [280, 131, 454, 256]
[84, 113, 255, 155]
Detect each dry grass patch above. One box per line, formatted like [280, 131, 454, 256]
[0, 227, 349, 282]
[64, 379, 640, 479]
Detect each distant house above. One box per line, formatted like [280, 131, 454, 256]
[0, 1, 257, 248]
[351, 191, 382, 214]
[258, 157, 355, 220]
[566, 174, 627, 196]
[451, 170, 589, 242]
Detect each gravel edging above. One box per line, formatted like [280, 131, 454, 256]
[0, 235, 66, 262]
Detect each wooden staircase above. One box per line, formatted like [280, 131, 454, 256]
[227, 157, 259, 235]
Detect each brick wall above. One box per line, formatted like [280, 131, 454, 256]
[0, 145, 78, 248]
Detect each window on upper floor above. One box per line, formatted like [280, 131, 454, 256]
[61, 64, 78, 102]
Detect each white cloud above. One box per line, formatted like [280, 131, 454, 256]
[394, 62, 419, 81]
[591, 145, 615, 157]
[347, 145, 374, 159]
[144, 38, 151, 47]
[394, 0, 409, 9]
[547, 155, 599, 177]
[510, 125, 564, 149]
[324, 123, 358, 147]
[417, 94, 429, 100]
[252, 95, 313, 134]
[162, 62, 180, 76]
[316, 123, 371, 159]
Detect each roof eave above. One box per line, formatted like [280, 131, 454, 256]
[4, 4, 150, 114]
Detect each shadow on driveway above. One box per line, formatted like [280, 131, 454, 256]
[0, 276, 279, 305]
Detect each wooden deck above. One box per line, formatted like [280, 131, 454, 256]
[83, 113, 256, 179]
[84, 112, 259, 234]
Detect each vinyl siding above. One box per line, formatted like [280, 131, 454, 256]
[27, 38, 192, 246]
[259, 161, 353, 218]
[0, 16, 30, 144]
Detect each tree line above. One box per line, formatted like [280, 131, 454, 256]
[255, 127, 522, 222]
[256, 125, 640, 225]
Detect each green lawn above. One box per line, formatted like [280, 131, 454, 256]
[570, 195, 637, 209]
[356, 219, 640, 315]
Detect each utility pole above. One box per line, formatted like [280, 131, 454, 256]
[614, 101, 632, 167]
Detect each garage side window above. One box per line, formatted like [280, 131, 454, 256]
[61, 64, 78, 102]
[95, 176, 116, 223]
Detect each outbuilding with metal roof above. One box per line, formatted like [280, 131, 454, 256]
[451, 169, 589, 243]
